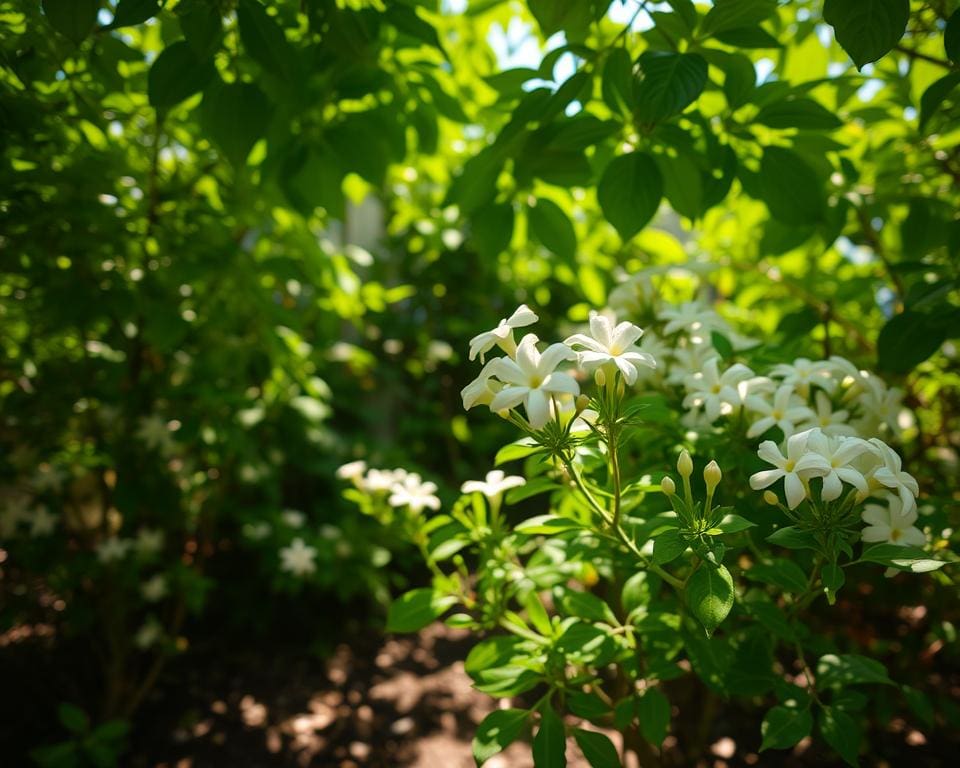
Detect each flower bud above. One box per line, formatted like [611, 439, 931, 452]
[574, 394, 590, 414]
[677, 449, 693, 479]
[703, 460, 722, 492]
[594, 368, 606, 387]
[763, 490, 779, 506]
[661, 476, 676, 496]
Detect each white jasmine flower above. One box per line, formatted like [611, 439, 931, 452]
[857, 376, 905, 437]
[489, 334, 579, 429]
[461, 358, 505, 410]
[608, 273, 656, 316]
[243, 521, 272, 540]
[461, 470, 525, 501]
[336, 461, 367, 485]
[30, 506, 58, 537]
[468, 304, 539, 362]
[750, 430, 829, 509]
[801, 391, 856, 437]
[141, 575, 168, 602]
[682, 357, 754, 422]
[565, 312, 656, 385]
[633, 331, 670, 381]
[770, 358, 836, 397]
[659, 301, 723, 340]
[282, 509, 306, 528]
[867, 439, 919, 514]
[861, 494, 925, 547]
[389, 473, 442, 513]
[666, 341, 715, 386]
[745, 384, 815, 438]
[280, 537, 317, 576]
[135, 619, 163, 649]
[97, 537, 132, 563]
[796, 430, 871, 501]
[136, 414, 178, 455]
[136, 528, 165, 556]
[365, 468, 408, 493]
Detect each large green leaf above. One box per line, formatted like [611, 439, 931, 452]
[819, 705, 861, 766]
[877, 310, 946, 373]
[107, 0, 161, 29]
[202, 80, 270, 166]
[635, 52, 708, 121]
[148, 41, 216, 112]
[947, 9, 960, 63]
[385, 588, 457, 633]
[473, 708, 529, 766]
[179, 0, 224, 58]
[823, 0, 910, 69]
[755, 97, 843, 130]
[637, 689, 670, 745]
[42, 0, 99, 44]
[686, 563, 734, 637]
[597, 152, 663, 241]
[758, 146, 823, 225]
[816, 653, 894, 688]
[528, 198, 577, 263]
[237, 0, 299, 80]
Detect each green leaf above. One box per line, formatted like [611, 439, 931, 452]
[148, 41, 216, 112]
[717, 513, 755, 534]
[42, 0, 99, 44]
[816, 653, 894, 688]
[385, 4, 445, 54]
[823, 0, 909, 70]
[108, 0, 161, 28]
[653, 529, 687, 565]
[494, 438, 542, 465]
[237, 0, 299, 80]
[621, 572, 652, 614]
[58, 703, 90, 734]
[758, 146, 823, 225]
[601, 47, 635, 115]
[597, 152, 663, 241]
[755, 97, 843, 130]
[568, 691, 611, 721]
[686, 563, 734, 637]
[472, 203, 514, 260]
[528, 198, 577, 263]
[902, 685, 935, 728]
[179, 0, 223, 58]
[533, 707, 567, 768]
[760, 706, 812, 751]
[658, 151, 704, 220]
[701, 0, 777, 36]
[947, 10, 960, 63]
[766, 525, 819, 550]
[877, 311, 946, 373]
[635, 52, 708, 121]
[821, 562, 845, 603]
[506, 477, 561, 504]
[573, 728, 621, 768]
[637, 689, 670, 745]
[819, 705, 861, 766]
[709, 330, 734, 359]
[202, 80, 270, 166]
[386, 588, 457, 633]
[473, 708, 529, 766]
[555, 587, 618, 624]
[919, 73, 960, 131]
[860, 544, 948, 572]
[515, 515, 584, 535]
[465, 635, 527, 677]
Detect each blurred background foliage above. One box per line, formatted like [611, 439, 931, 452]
[1, 0, 959, 764]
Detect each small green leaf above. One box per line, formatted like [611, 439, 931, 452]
[528, 198, 577, 263]
[760, 705, 812, 751]
[701, 0, 777, 36]
[819, 705, 861, 766]
[473, 708, 529, 766]
[573, 728, 621, 768]
[744, 559, 809, 593]
[108, 0, 161, 28]
[42, 0, 99, 44]
[653, 529, 687, 565]
[918, 73, 960, 131]
[58, 703, 90, 734]
[816, 653, 894, 688]
[597, 152, 663, 241]
[823, 0, 909, 70]
[148, 41, 216, 112]
[533, 707, 567, 768]
[755, 97, 843, 130]
[515, 515, 584, 535]
[637, 689, 670, 745]
[766, 525, 818, 550]
[555, 588, 618, 624]
[821, 562, 845, 604]
[635, 52, 708, 121]
[717, 513, 755, 534]
[386, 588, 457, 633]
[494, 439, 542, 465]
[686, 563, 735, 637]
[568, 691, 610, 721]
